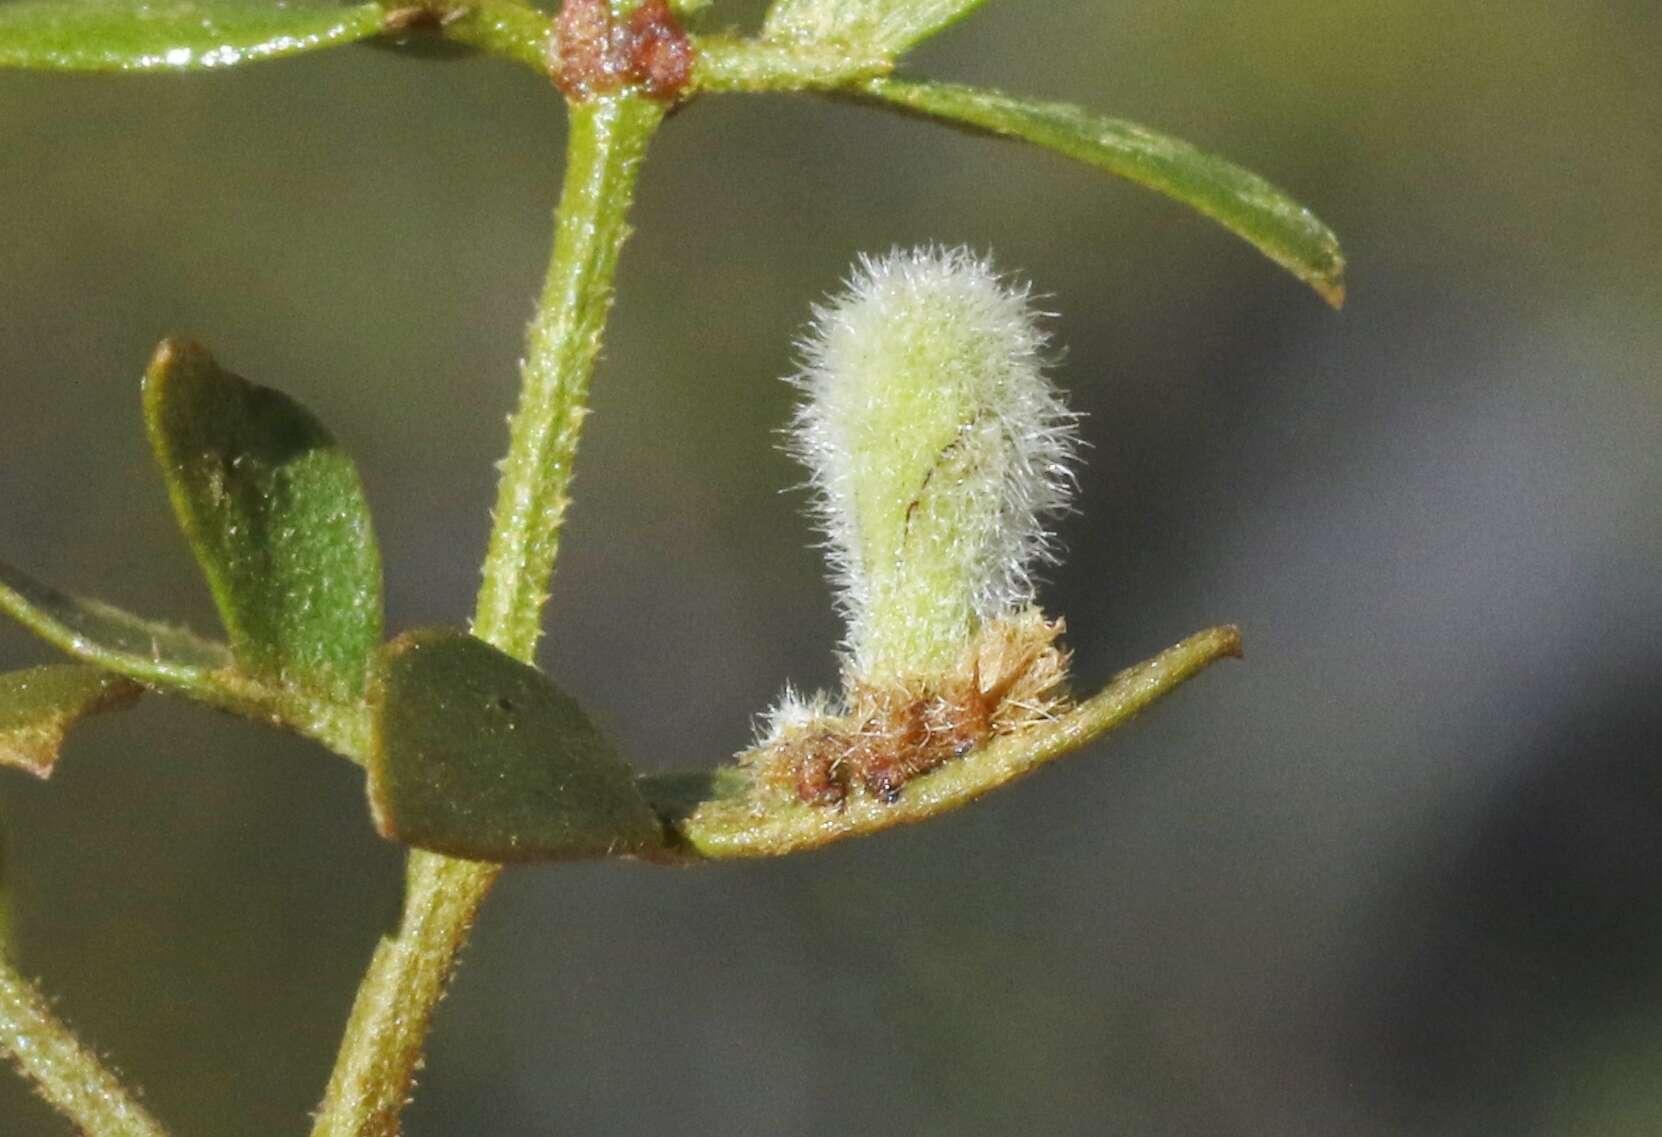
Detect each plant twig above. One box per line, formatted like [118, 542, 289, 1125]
[0, 954, 170, 1137]
[311, 92, 664, 1137]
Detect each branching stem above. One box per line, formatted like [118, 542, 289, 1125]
[311, 92, 663, 1137]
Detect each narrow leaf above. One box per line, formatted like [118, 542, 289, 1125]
[763, 0, 988, 56]
[143, 338, 382, 704]
[0, 558, 230, 686]
[0, 666, 140, 779]
[367, 629, 664, 862]
[0, 0, 386, 71]
[644, 624, 1243, 859]
[0, 558, 368, 758]
[859, 79, 1346, 307]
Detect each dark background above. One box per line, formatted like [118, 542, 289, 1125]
[2, 1, 1660, 1134]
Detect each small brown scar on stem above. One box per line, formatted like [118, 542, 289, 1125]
[554, 0, 694, 103]
[381, 4, 464, 33]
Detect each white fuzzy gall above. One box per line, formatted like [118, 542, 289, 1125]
[787, 246, 1078, 682]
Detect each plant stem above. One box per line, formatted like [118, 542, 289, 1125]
[474, 95, 664, 661]
[0, 955, 170, 1137]
[311, 93, 663, 1137]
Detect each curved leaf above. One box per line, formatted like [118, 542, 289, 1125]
[0, 557, 368, 758]
[644, 624, 1243, 859]
[0, 558, 230, 686]
[367, 629, 664, 862]
[0, 666, 140, 779]
[143, 338, 383, 704]
[763, 0, 988, 56]
[859, 78, 1346, 307]
[0, 0, 386, 71]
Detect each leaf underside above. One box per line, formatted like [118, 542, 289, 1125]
[0, 665, 141, 778]
[857, 78, 1346, 307]
[0, 0, 386, 71]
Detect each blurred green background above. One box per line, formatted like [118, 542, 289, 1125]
[2, 1, 1660, 1134]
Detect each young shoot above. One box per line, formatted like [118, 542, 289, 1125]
[759, 247, 1080, 805]
[790, 246, 1078, 680]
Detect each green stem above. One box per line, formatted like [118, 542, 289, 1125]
[474, 95, 664, 660]
[0, 955, 170, 1137]
[311, 93, 663, 1137]
[691, 35, 890, 94]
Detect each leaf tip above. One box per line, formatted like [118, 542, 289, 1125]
[145, 335, 209, 376]
[1217, 623, 1245, 659]
[1313, 262, 1347, 310]
[0, 739, 60, 780]
[141, 337, 214, 415]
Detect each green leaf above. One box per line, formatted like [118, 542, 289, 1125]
[860, 79, 1347, 307]
[762, 0, 987, 56]
[143, 339, 383, 704]
[0, 0, 386, 71]
[0, 558, 369, 757]
[0, 666, 140, 779]
[643, 624, 1243, 859]
[367, 629, 664, 862]
[0, 559, 231, 686]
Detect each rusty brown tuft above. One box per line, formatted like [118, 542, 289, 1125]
[628, 1, 694, 99]
[750, 610, 1073, 807]
[554, 0, 694, 103]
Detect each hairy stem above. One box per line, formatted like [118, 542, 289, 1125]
[474, 95, 664, 659]
[311, 93, 663, 1137]
[0, 955, 170, 1137]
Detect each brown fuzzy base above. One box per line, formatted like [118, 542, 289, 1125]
[749, 610, 1072, 807]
